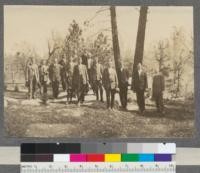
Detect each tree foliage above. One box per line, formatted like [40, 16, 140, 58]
[64, 20, 85, 62]
[14, 42, 39, 78]
[89, 32, 112, 65]
[47, 31, 63, 61]
[148, 27, 193, 98]
[154, 40, 171, 76]
[169, 27, 193, 97]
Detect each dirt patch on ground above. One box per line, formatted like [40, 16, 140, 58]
[25, 123, 79, 137]
[4, 91, 195, 138]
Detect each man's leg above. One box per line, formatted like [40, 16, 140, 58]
[111, 89, 115, 109]
[99, 82, 103, 102]
[140, 90, 145, 112]
[41, 82, 46, 103]
[81, 84, 86, 103]
[32, 77, 37, 99]
[52, 82, 55, 98]
[52, 81, 58, 99]
[124, 86, 128, 108]
[77, 89, 80, 104]
[51, 82, 54, 98]
[28, 80, 31, 99]
[155, 95, 159, 112]
[158, 93, 164, 112]
[95, 81, 99, 101]
[44, 82, 48, 102]
[119, 87, 124, 108]
[66, 88, 69, 102]
[78, 84, 85, 103]
[106, 89, 111, 109]
[88, 69, 92, 85]
[76, 83, 81, 104]
[160, 92, 164, 112]
[54, 81, 57, 98]
[63, 79, 66, 91]
[55, 81, 59, 98]
[69, 89, 73, 102]
[136, 91, 141, 111]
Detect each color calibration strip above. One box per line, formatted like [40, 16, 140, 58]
[21, 143, 175, 173]
[21, 153, 173, 162]
[21, 143, 175, 162]
[21, 143, 176, 154]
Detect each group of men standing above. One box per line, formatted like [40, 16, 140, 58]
[25, 55, 165, 114]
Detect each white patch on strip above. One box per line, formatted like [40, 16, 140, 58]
[53, 154, 70, 162]
[158, 143, 176, 154]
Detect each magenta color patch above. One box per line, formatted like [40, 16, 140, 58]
[70, 154, 87, 162]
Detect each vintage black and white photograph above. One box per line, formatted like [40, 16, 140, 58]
[4, 6, 194, 138]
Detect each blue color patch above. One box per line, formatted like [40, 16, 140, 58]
[138, 154, 154, 161]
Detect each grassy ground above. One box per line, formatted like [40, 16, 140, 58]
[4, 89, 194, 138]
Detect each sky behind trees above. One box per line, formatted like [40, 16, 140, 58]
[4, 6, 193, 57]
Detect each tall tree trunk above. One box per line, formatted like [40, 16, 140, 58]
[110, 6, 121, 81]
[132, 6, 148, 90]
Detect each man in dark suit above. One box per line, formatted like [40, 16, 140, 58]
[119, 62, 129, 109]
[102, 59, 118, 110]
[59, 56, 67, 91]
[132, 63, 148, 114]
[49, 58, 61, 99]
[66, 57, 75, 104]
[91, 57, 104, 102]
[152, 68, 165, 113]
[72, 55, 89, 106]
[40, 59, 49, 104]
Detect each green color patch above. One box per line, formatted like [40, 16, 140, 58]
[121, 154, 139, 162]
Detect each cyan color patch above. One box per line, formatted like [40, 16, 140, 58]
[138, 154, 154, 162]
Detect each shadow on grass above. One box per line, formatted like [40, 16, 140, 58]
[5, 91, 27, 100]
[4, 91, 194, 138]
[127, 105, 194, 121]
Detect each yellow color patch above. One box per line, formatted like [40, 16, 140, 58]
[105, 154, 121, 162]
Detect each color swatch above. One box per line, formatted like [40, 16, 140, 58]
[21, 143, 175, 162]
[21, 153, 173, 162]
[21, 143, 176, 154]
